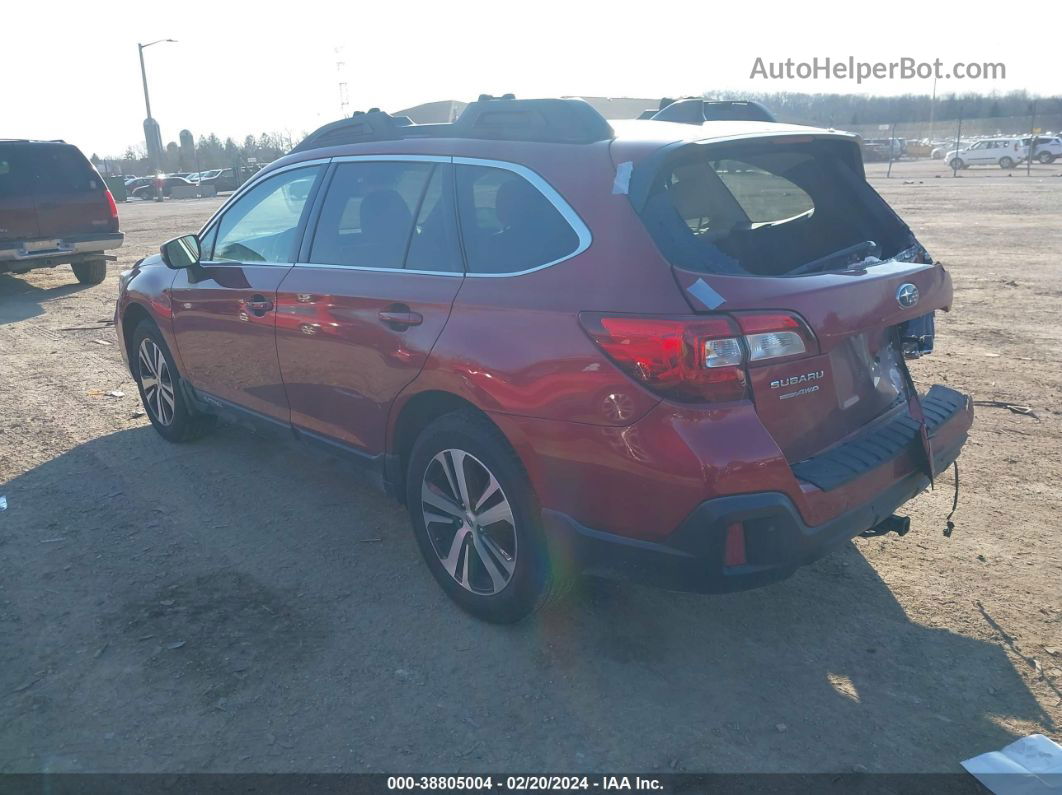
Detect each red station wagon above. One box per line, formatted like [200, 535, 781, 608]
[115, 96, 973, 622]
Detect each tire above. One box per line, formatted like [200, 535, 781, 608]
[1038, 152, 1055, 164]
[999, 157, 1015, 169]
[949, 158, 964, 170]
[131, 319, 214, 443]
[72, 259, 107, 284]
[405, 410, 566, 623]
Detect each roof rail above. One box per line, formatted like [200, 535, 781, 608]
[650, 98, 777, 125]
[290, 96, 614, 153]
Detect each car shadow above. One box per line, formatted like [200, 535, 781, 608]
[0, 422, 1052, 773]
[0, 272, 91, 326]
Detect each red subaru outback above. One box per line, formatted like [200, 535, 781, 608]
[115, 97, 973, 622]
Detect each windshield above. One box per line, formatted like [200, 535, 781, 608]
[637, 139, 915, 276]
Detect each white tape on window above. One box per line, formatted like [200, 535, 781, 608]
[612, 161, 633, 195]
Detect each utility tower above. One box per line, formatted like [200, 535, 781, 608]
[336, 47, 350, 118]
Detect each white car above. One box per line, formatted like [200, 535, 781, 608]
[945, 138, 1026, 169]
[1019, 136, 1062, 164]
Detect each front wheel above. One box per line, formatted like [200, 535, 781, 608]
[406, 411, 563, 623]
[72, 259, 107, 284]
[132, 320, 214, 442]
[949, 158, 965, 170]
[1039, 152, 1055, 164]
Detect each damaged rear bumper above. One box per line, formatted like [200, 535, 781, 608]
[542, 386, 972, 594]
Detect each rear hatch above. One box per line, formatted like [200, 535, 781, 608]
[629, 132, 949, 462]
[28, 143, 117, 239]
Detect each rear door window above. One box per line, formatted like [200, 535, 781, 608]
[455, 165, 579, 274]
[309, 160, 440, 270]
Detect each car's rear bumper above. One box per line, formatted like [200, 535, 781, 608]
[540, 389, 972, 594]
[0, 233, 123, 269]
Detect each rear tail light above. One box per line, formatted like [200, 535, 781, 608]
[733, 312, 815, 363]
[103, 189, 119, 229]
[579, 310, 816, 404]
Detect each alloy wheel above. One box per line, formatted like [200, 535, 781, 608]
[420, 449, 517, 595]
[138, 337, 176, 426]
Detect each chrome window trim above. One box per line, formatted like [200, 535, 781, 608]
[294, 155, 591, 278]
[288, 262, 462, 277]
[452, 156, 592, 278]
[330, 154, 451, 164]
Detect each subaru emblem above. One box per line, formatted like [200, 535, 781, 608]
[896, 283, 919, 309]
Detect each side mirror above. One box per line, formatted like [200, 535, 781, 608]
[160, 234, 201, 269]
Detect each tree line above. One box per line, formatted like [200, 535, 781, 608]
[98, 130, 302, 176]
[708, 89, 1062, 128]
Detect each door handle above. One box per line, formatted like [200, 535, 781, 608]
[378, 306, 423, 330]
[243, 295, 274, 316]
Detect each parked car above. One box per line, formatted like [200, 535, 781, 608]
[197, 167, 238, 193]
[129, 175, 195, 200]
[115, 96, 973, 622]
[862, 137, 904, 161]
[945, 138, 1026, 169]
[0, 139, 123, 283]
[1018, 136, 1062, 164]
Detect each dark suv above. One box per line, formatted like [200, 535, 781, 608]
[114, 97, 973, 622]
[1, 140, 123, 283]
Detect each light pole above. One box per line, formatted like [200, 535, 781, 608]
[137, 39, 176, 180]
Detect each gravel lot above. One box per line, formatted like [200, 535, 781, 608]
[1, 160, 1059, 773]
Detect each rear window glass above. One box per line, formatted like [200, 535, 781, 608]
[0, 144, 99, 197]
[34, 146, 100, 193]
[456, 165, 579, 274]
[638, 141, 914, 277]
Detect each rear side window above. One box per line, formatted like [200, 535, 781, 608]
[213, 165, 322, 264]
[455, 165, 579, 274]
[0, 152, 28, 198]
[309, 160, 460, 272]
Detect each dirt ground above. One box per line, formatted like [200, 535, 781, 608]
[1, 159, 1059, 774]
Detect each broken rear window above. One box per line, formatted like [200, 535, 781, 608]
[636, 139, 915, 276]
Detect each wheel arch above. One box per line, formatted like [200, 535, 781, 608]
[121, 302, 154, 377]
[386, 389, 530, 505]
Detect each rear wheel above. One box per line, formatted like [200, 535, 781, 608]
[949, 158, 965, 170]
[72, 259, 107, 284]
[1039, 152, 1055, 164]
[132, 320, 214, 442]
[999, 157, 1015, 169]
[406, 411, 563, 623]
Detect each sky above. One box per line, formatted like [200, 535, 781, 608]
[4, 0, 1056, 158]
